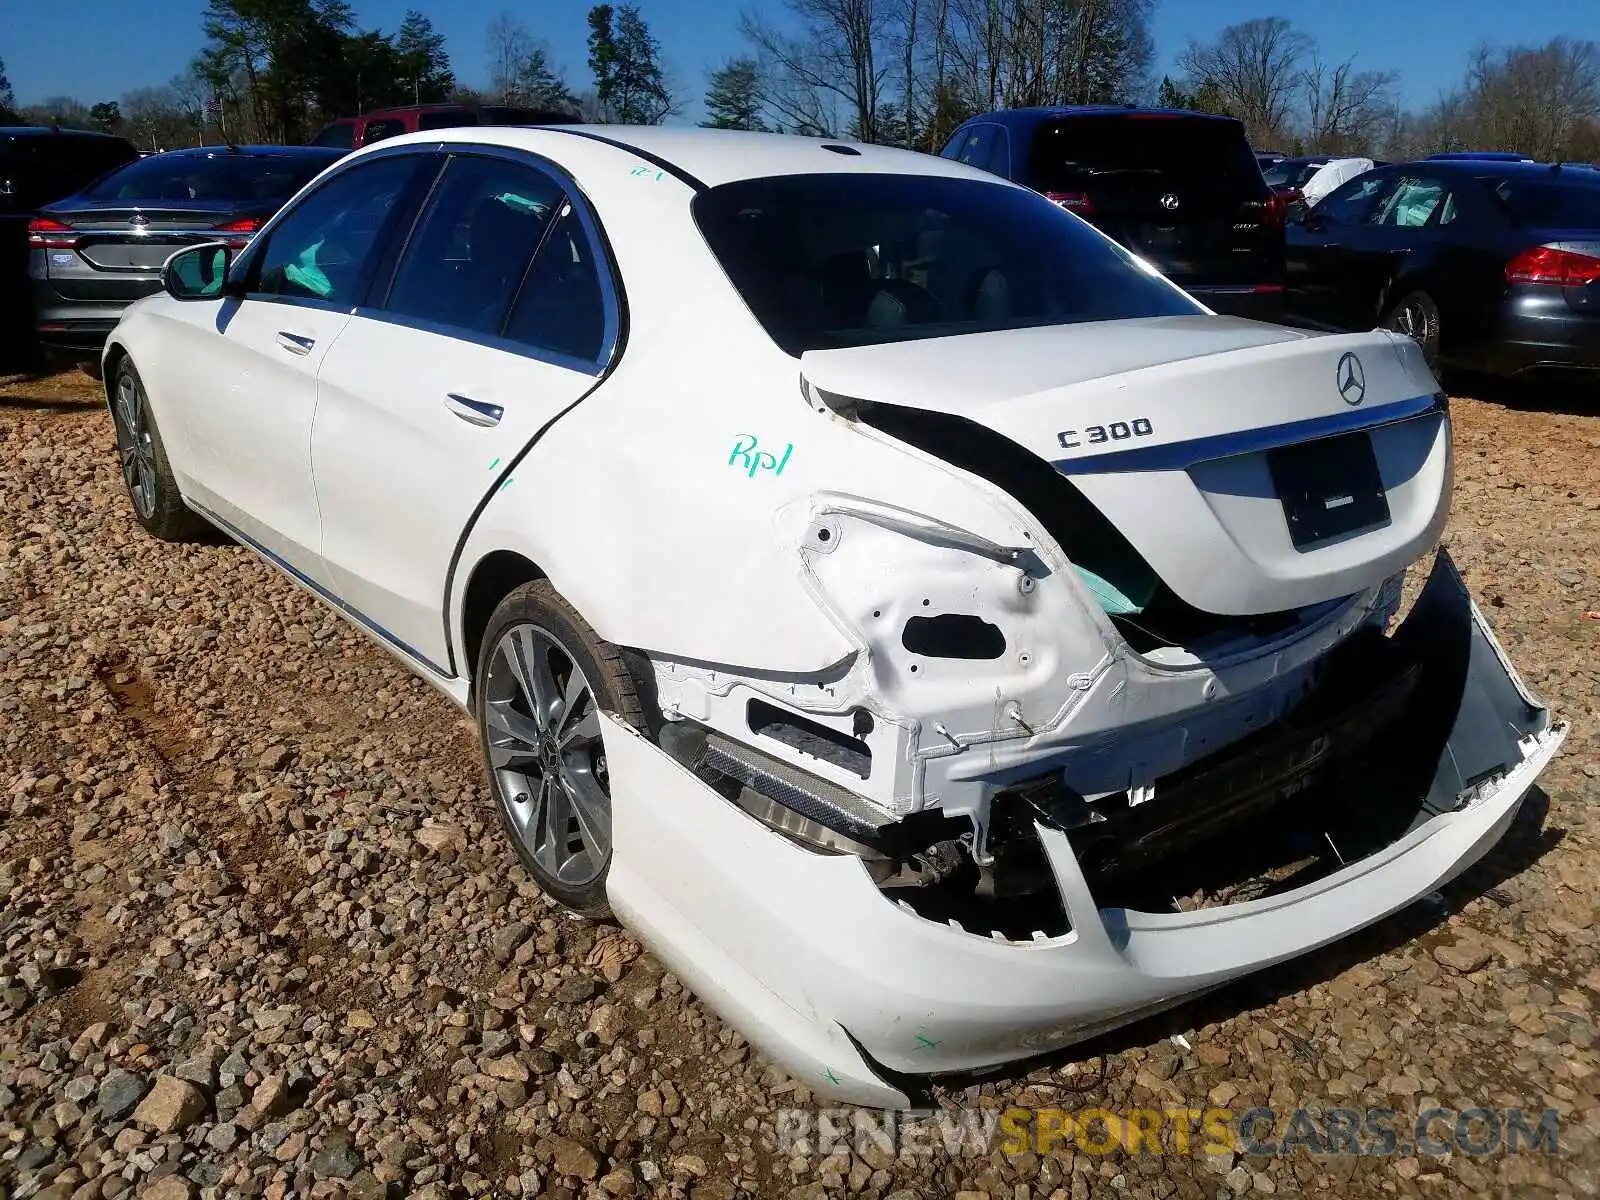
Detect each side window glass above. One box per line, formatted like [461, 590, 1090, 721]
[958, 129, 989, 168]
[252, 156, 422, 304]
[939, 131, 970, 161]
[384, 156, 564, 335]
[984, 127, 1010, 177]
[312, 123, 355, 149]
[504, 204, 608, 363]
[362, 119, 407, 145]
[1373, 177, 1446, 228]
[1316, 174, 1393, 225]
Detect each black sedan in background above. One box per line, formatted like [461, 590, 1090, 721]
[1285, 159, 1600, 380]
[28, 145, 344, 370]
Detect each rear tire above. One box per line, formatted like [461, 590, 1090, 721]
[111, 359, 207, 542]
[1382, 290, 1443, 376]
[475, 581, 647, 919]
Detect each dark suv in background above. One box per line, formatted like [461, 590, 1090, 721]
[941, 107, 1287, 320]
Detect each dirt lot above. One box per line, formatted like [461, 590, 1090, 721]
[1, 369, 1597, 1200]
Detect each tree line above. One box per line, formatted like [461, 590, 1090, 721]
[3, 3, 1597, 164]
[0, 1, 675, 149]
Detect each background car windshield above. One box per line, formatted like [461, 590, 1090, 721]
[694, 173, 1202, 354]
[1026, 116, 1259, 196]
[83, 153, 330, 203]
[1492, 177, 1600, 229]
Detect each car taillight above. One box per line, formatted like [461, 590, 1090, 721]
[1044, 190, 1094, 215]
[214, 217, 260, 249]
[1261, 192, 1290, 230]
[27, 217, 77, 249]
[1506, 245, 1600, 286]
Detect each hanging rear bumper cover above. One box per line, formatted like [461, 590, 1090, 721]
[602, 551, 1566, 1107]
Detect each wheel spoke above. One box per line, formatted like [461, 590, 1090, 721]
[556, 679, 598, 747]
[485, 699, 542, 767]
[536, 773, 571, 874]
[508, 628, 560, 728]
[560, 763, 610, 859]
[115, 380, 139, 437]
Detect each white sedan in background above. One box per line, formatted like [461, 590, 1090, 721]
[102, 126, 1564, 1106]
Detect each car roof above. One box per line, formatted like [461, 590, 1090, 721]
[1400, 158, 1600, 181]
[1, 126, 132, 142]
[363, 124, 1003, 190]
[159, 145, 345, 159]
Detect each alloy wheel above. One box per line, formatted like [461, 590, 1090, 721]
[483, 623, 610, 886]
[113, 371, 158, 521]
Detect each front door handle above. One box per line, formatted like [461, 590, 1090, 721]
[276, 331, 315, 356]
[445, 393, 503, 427]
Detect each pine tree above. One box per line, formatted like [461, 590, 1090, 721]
[395, 10, 455, 102]
[587, 4, 672, 124]
[701, 58, 766, 130]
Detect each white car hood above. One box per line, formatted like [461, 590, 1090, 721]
[800, 316, 1450, 616]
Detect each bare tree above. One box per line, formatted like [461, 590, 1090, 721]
[487, 11, 535, 102]
[742, 0, 893, 140]
[1302, 56, 1398, 155]
[1177, 17, 1312, 146]
[1463, 38, 1600, 162]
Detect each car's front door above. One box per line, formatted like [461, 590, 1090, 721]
[311, 149, 618, 675]
[1340, 173, 1456, 325]
[1286, 170, 1395, 329]
[169, 152, 434, 577]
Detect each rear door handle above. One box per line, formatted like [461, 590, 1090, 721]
[445, 393, 503, 427]
[276, 331, 315, 355]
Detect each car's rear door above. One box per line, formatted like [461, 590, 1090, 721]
[311, 148, 618, 675]
[1022, 114, 1279, 292]
[1286, 171, 1397, 329]
[160, 151, 437, 578]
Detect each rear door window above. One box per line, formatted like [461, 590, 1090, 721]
[939, 130, 971, 161]
[1372, 176, 1448, 228]
[382, 154, 563, 335]
[504, 204, 610, 363]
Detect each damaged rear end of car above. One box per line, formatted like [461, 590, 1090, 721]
[594, 168, 1566, 1106]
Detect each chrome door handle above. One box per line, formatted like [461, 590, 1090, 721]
[444, 393, 503, 427]
[276, 331, 315, 355]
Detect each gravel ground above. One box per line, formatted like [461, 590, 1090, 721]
[1, 369, 1597, 1200]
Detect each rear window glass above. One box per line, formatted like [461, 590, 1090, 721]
[693, 172, 1202, 355]
[83, 152, 334, 203]
[1491, 177, 1600, 229]
[1261, 160, 1324, 190]
[1028, 115, 1263, 198]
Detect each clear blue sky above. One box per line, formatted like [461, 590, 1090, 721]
[5, 0, 1598, 120]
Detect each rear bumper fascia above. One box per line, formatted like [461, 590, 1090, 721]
[601, 550, 1565, 1107]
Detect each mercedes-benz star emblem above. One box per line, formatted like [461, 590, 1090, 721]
[1337, 352, 1366, 406]
[1159, 193, 1180, 211]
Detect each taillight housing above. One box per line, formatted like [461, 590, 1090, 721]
[27, 217, 77, 249]
[1506, 245, 1600, 286]
[215, 217, 261, 249]
[1261, 191, 1292, 230]
[1044, 190, 1094, 216]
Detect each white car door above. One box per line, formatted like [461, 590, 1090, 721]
[311, 149, 618, 676]
[171, 152, 434, 578]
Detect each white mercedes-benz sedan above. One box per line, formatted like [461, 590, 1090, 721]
[101, 126, 1564, 1106]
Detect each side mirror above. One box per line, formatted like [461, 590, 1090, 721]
[1286, 199, 1310, 226]
[162, 243, 233, 301]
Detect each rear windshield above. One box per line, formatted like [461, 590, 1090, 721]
[1027, 115, 1264, 198]
[1490, 176, 1600, 229]
[693, 173, 1202, 355]
[83, 152, 336, 203]
[1261, 160, 1325, 190]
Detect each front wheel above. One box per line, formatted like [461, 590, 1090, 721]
[111, 359, 207, 541]
[475, 581, 646, 918]
[1382, 290, 1443, 376]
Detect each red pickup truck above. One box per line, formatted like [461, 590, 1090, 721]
[308, 103, 579, 150]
